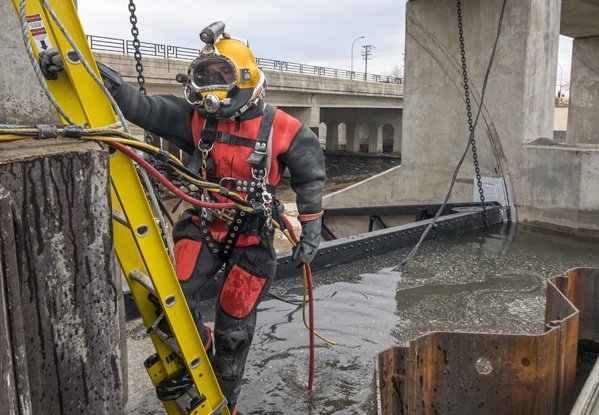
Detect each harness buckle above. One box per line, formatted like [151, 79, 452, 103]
[212, 207, 237, 228]
[200, 192, 213, 222]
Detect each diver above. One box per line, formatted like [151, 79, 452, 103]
[40, 21, 325, 414]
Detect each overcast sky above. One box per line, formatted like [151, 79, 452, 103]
[77, 1, 573, 89]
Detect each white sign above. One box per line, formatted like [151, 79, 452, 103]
[26, 14, 53, 52]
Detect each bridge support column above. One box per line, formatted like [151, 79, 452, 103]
[325, 122, 340, 152]
[566, 36, 599, 145]
[345, 123, 361, 153]
[368, 123, 384, 154]
[399, 0, 558, 196]
[392, 117, 402, 156]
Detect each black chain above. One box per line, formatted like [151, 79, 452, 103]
[457, 0, 488, 229]
[127, 0, 172, 219]
[128, 0, 153, 145]
[128, 1, 146, 95]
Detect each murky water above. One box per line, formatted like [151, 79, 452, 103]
[198, 222, 599, 415]
[129, 155, 599, 414]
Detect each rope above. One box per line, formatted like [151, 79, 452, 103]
[0, 127, 254, 211]
[271, 216, 337, 396]
[39, 0, 130, 130]
[18, 0, 74, 124]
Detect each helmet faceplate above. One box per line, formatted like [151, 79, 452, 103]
[185, 37, 265, 120]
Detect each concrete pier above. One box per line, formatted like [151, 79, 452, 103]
[323, 0, 599, 237]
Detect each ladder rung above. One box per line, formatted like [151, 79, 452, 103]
[129, 269, 157, 296]
[176, 392, 228, 415]
[112, 207, 129, 227]
[152, 326, 182, 354]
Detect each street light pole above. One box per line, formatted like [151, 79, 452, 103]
[351, 35, 364, 79]
[557, 63, 563, 105]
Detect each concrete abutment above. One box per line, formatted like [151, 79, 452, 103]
[324, 0, 599, 238]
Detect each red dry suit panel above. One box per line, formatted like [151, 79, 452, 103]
[219, 264, 267, 319]
[173, 238, 203, 282]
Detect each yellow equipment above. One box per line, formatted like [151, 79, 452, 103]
[10, 0, 229, 413]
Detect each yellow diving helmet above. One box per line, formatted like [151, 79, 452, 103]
[184, 22, 266, 120]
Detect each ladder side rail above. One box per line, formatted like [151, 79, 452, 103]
[11, 1, 228, 413]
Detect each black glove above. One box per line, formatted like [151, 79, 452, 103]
[38, 47, 64, 80]
[291, 218, 322, 265]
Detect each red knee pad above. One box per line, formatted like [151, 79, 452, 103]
[219, 265, 266, 319]
[174, 239, 202, 282]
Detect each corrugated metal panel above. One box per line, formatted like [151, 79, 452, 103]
[375, 267, 599, 415]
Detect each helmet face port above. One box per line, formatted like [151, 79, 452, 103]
[183, 26, 266, 119]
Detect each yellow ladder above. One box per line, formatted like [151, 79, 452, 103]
[11, 1, 228, 414]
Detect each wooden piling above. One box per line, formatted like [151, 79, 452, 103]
[0, 139, 126, 414]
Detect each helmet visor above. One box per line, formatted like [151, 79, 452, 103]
[189, 56, 237, 93]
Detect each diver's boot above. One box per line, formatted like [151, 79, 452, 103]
[155, 368, 193, 401]
[154, 326, 214, 401]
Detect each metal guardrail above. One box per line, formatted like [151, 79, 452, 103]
[86, 35, 403, 84]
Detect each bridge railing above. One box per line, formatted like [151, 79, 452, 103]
[86, 35, 402, 84]
[255, 58, 401, 84]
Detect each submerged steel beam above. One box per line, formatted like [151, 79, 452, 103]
[275, 204, 505, 281]
[123, 204, 504, 320]
[375, 267, 599, 415]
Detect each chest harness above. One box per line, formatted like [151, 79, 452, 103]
[188, 105, 277, 260]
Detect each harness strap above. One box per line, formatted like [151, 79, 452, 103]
[245, 104, 276, 173]
[216, 133, 255, 148]
[189, 118, 218, 174]
[198, 209, 262, 260]
[194, 106, 277, 261]
[207, 176, 276, 196]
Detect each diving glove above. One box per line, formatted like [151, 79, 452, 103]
[291, 218, 322, 265]
[38, 47, 64, 80]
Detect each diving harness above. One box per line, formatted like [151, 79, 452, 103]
[189, 104, 277, 261]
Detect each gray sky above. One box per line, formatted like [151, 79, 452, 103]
[77, 1, 573, 90]
[78, 0, 407, 76]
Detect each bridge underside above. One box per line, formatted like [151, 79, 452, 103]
[278, 107, 403, 156]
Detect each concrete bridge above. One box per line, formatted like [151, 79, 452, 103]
[92, 49, 404, 156]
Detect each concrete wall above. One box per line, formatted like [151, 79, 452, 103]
[514, 144, 599, 236]
[567, 37, 599, 145]
[325, 0, 599, 237]
[326, 0, 544, 207]
[0, 2, 59, 124]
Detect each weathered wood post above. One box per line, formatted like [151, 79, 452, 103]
[0, 2, 127, 414]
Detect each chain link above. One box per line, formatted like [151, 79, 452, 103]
[128, 0, 153, 145]
[457, 0, 488, 229]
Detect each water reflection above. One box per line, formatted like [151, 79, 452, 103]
[205, 223, 599, 414]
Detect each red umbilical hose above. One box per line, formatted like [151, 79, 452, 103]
[280, 213, 316, 394]
[305, 263, 315, 394]
[108, 141, 237, 210]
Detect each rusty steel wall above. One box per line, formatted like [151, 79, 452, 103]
[376, 268, 599, 415]
[0, 140, 126, 414]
